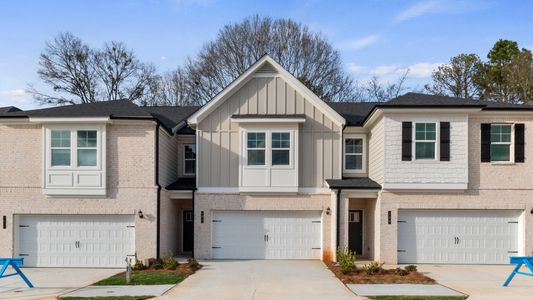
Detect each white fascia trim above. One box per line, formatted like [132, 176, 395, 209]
[43, 188, 106, 196]
[187, 55, 346, 127]
[239, 186, 299, 193]
[382, 182, 468, 190]
[253, 73, 279, 78]
[230, 118, 306, 123]
[298, 188, 331, 194]
[30, 117, 111, 123]
[339, 190, 379, 198]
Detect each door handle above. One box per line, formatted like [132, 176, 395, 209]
[457, 237, 460, 244]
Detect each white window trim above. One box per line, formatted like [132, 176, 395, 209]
[343, 134, 367, 175]
[43, 124, 106, 196]
[413, 122, 439, 161]
[490, 123, 515, 164]
[246, 131, 267, 166]
[271, 132, 291, 167]
[46, 126, 103, 170]
[183, 144, 196, 175]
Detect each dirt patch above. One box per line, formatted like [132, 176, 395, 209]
[328, 263, 435, 284]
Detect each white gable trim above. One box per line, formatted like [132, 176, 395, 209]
[187, 55, 346, 127]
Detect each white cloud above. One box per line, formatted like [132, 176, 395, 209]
[370, 65, 401, 76]
[395, 0, 492, 22]
[160, 56, 167, 60]
[395, 0, 443, 22]
[338, 35, 380, 51]
[399, 62, 442, 77]
[0, 89, 31, 105]
[0, 89, 26, 97]
[346, 63, 367, 73]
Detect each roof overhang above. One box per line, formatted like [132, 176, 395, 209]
[29, 117, 111, 123]
[362, 107, 484, 128]
[187, 55, 346, 127]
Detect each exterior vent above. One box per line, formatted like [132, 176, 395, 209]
[255, 62, 278, 74]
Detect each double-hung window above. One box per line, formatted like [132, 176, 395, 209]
[247, 132, 266, 165]
[415, 123, 436, 159]
[271, 132, 290, 165]
[490, 124, 512, 162]
[344, 138, 364, 171]
[184, 144, 196, 175]
[51, 130, 71, 166]
[77, 130, 97, 166]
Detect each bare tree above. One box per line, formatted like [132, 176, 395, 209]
[174, 15, 361, 104]
[364, 70, 409, 102]
[29, 32, 158, 105]
[505, 49, 533, 102]
[424, 54, 483, 99]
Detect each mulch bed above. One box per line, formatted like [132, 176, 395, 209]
[328, 263, 435, 284]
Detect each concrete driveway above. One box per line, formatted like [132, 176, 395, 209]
[0, 267, 121, 300]
[159, 260, 363, 300]
[417, 264, 533, 300]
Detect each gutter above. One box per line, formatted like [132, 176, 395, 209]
[335, 188, 342, 252]
[155, 122, 161, 259]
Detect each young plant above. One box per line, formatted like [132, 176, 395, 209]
[404, 264, 417, 272]
[362, 261, 384, 275]
[394, 267, 409, 276]
[336, 247, 356, 274]
[161, 251, 180, 270]
[187, 257, 201, 270]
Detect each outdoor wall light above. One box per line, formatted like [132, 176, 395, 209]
[325, 207, 331, 215]
[138, 210, 144, 219]
[530, 208, 533, 215]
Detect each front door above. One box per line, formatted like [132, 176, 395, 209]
[348, 210, 363, 255]
[182, 210, 193, 253]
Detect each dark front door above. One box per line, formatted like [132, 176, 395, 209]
[182, 210, 193, 253]
[348, 210, 363, 255]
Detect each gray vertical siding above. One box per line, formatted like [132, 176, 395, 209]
[197, 76, 341, 188]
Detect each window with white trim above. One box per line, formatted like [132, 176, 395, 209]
[247, 132, 266, 165]
[184, 144, 196, 175]
[415, 123, 436, 159]
[271, 132, 290, 165]
[51, 130, 71, 166]
[77, 130, 97, 166]
[490, 124, 512, 162]
[345, 138, 363, 170]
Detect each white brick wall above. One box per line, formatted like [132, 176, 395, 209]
[383, 113, 469, 185]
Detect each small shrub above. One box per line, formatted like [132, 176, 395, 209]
[394, 267, 409, 276]
[162, 252, 179, 270]
[404, 265, 417, 272]
[336, 247, 356, 274]
[153, 263, 164, 270]
[187, 257, 200, 270]
[362, 261, 384, 275]
[132, 260, 147, 270]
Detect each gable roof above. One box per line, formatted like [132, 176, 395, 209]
[187, 54, 346, 126]
[141, 106, 200, 130]
[0, 106, 21, 114]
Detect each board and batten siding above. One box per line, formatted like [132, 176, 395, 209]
[197, 76, 342, 188]
[368, 117, 385, 184]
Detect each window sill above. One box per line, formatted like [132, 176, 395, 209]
[490, 161, 515, 165]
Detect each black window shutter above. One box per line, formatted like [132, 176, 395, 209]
[402, 122, 412, 161]
[515, 123, 525, 163]
[480, 124, 491, 162]
[440, 122, 450, 161]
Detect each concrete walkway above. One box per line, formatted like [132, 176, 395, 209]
[417, 264, 533, 300]
[158, 260, 364, 300]
[348, 283, 464, 297]
[0, 267, 120, 300]
[61, 285, 174, 298]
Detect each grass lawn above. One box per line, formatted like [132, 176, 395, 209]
[93, 271, 186, 285]
[61, 297, 153, 300]
[368, 296, 466, 300]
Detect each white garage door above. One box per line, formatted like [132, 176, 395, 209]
[398, 210, 521, 264]
[212, 211, 322, 259]
[17, 215, 135, 267]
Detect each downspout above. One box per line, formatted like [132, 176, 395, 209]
[191, 189, 195, 258]
[336, 188, 342, 251]
[155, 122, 161, 260]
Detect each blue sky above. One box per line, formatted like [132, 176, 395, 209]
[0, 0, 532, 109]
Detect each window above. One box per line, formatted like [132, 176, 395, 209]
[77, 130, 97, 166]
[490, 124, 512, 162]
[271, 132, 290, 165]
[51, 130, 71, 166]
[247, 132, 266, 165]
[415, 123, 436, 159]
[345, 138, 363, 170]
[184, 144, 196, 175]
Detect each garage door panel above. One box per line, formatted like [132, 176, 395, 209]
[398, 210, 521, 264]
[212, 211, 322, 260]
[17, 215, 135, 268]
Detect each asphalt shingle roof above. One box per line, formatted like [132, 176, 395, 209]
[141, 106, 200, 129]
[166, 177, 196, 190]
[325, 177, 381, 189]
